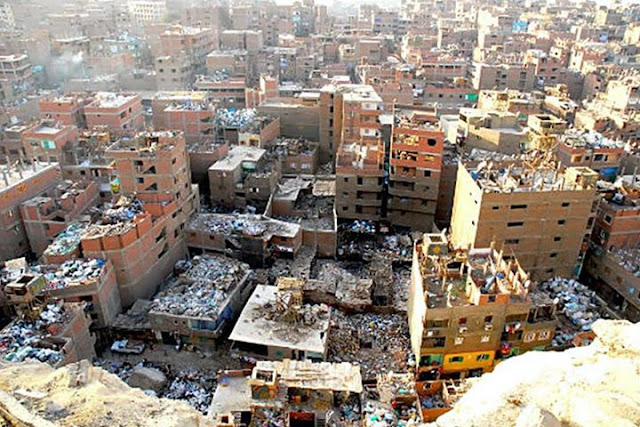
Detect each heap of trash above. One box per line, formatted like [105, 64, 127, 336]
[539, 277, 603, 346]
[43, 223, 88, 257]
[40, 258, 106, 290]
[328, 310, 411, 378]
[164, 369, 216, 414]
[0, 304, 69, 366]
[215, 108, 257, 128]
[151, 255, 250, 319]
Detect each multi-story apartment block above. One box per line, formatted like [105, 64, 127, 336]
[127, 0, 167, 25]
[457, 108, 526, 155]
[388, 112, 444, 230]
[0, 162, 61, 261]
[39, 95, 88, 128]
[84, 92, 144, 137]
[591, 175, 640, 250]
[556, 129, 625, 179]
[81, 131, 199, 306]
[451, 159, 599, 280]
[472, 63, 536, 92]
[319, 84, 383, 164]
[408, 233, 557, 381]
[22, 121, 78, 164]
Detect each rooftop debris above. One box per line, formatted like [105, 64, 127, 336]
[328, 310, 411, 379]
[43, 223, 88, 257]
[539, 277, 604, 347]
[151, 256, 249, 319]
[610, 247, 640, 277]
[38, 258, 106, 290]
[84, 197, 144, 237]
[215, 108, 257, 128]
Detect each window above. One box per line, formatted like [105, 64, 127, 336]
[492, 206, 499, 210]
[562, 202, 570, 207]
[508, 221, 524, 227]
[554, 236, 562, 242]
[550, 253, 557, 258]
[558, 219, 566, 225]
[427, 138, 437, 146]
[458, 317, 467, 325]
[449, 356, 464, 363]
[603, 214, 612, 225]
[510, 204, 527, 210]
[476, 354, 490, 361]
[524, 332, 536, 343]
[505, 239, 520, 244]
[484, 316, 493, 323]
[538, 330, 551, 340]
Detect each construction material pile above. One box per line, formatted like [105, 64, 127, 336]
[539, 277, 603, 346]
[328, 310, 411, 378]
[41, 258, 106, 290]
[151, 256, 249, 319]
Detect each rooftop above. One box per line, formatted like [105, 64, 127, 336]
[154, 91, 208, 102]
[38, 259, 107, 291]
[88, 92, 139, 109]
[107, 131, 181, 154]
[468, 161, 598, 193]
[187, 213, 300, 239]
[229, 284, 330, 355]
[558, 129, 625, 150]
[0, 162, 59, 192]
[254, 359, 362, 393]
[151, 255, 250, 320]
[209, 145, 265, 171]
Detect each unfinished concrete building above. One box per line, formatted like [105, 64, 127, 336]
[408, 234, 557, 381]
[20, 180, 98, 257]
[80, 131, 199, 306]
[451, 158, 598, 280]
[149, 255, 252, 346]
[0, 162, 61, 261]
[526, 114, 567, 151]
[84, 92, 144, 137]
[388, 112, 444, 230]
[35, 258, 122, 328]
[336, 140, 385, 222]
[269, 177, 337, 257]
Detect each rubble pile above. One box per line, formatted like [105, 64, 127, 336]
[151, 256, 249, 319]
[0, 304, 69, 365]
[40, 258, 106, 290]
[539, 277, 603, 346]
[392, 266, 411, 312]
[328, 310, 411, 378]
[43, 223, 88, 256]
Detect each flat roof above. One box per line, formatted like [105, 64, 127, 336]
[255, 359, 362, 393]
[209, 145, 266, 171]
[0, 162, 59, 192]
[208, 375, 251, 416]
[229, 285, 329, 354]
[88, 92, 138, 109]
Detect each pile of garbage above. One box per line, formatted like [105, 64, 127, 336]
[164, 369, 216, 414]
[421, 394, 447, 409]
[328, 310, 411, 378]
[41, 258, 106, 290]
[215, 108, 257, 128]
[253, 408, 285, 427]
[43, 223, 87, 256]
[0, 304, 69, 366]
[99, 197, 144, 224]
[94, 360, 217, 415]
[342, 220, 376, 234]
[152, 256, 249, 319]
[539, 277, 603, 346]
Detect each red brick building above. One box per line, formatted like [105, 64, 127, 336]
[84, 92, 144, 137]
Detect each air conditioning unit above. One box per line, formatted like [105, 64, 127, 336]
[484, 324, 493, 331]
